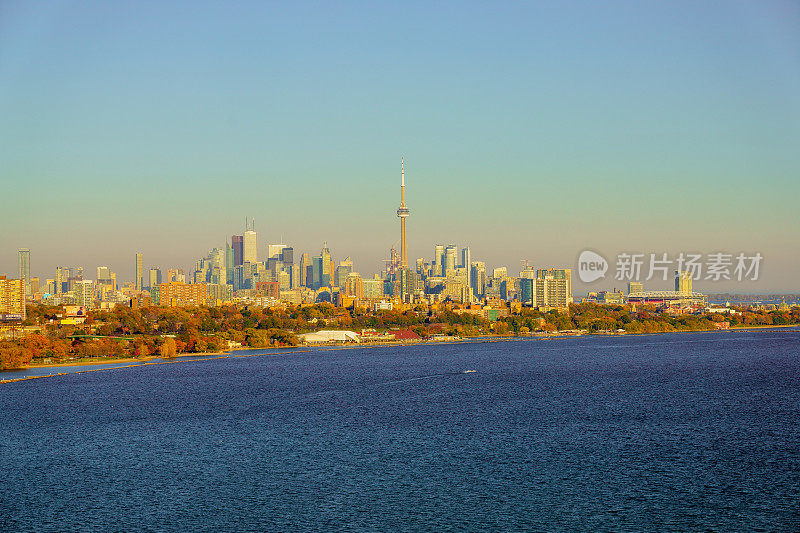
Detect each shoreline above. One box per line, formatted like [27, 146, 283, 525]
[5, 325, 797, 377]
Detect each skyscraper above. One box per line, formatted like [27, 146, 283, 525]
[335, 257, 353, 288]
[244, 222, 258, 264]
[18, 248, 30, 294]
[149, 268, 162, 290]
[75, 280, 94, 308]
[461, 247, 471, 288]
[300, 252, 311, 287]
[231, 235, 244, 267]
[433, 244, 445, 276]
[135, 253, 143, 292]
[396, 157, 411, 269]
[268, 244, 287, 260]
[444, 245, 457, 277]
[245, 239, 258, 264]
[318, 244, 332, 288]
[280, 247, 293, 265]
[225, 241, 234, 284]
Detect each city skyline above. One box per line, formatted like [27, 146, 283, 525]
[1, 2, 799, 292]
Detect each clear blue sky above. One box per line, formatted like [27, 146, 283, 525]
[1, 1, 798, 292]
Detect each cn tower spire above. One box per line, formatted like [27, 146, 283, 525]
[396, 156, 411, 269]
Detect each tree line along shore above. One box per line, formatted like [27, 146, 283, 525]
[1, 302, 798, 370]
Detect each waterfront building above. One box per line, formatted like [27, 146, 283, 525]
[520, 268, 572, 311]
[0, 276, 26, 320]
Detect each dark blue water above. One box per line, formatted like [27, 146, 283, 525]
[2, 331, 799, 531]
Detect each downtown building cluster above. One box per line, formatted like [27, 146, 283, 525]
[1, 161, 573, 318]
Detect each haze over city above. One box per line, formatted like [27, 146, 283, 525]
[2, 1, 798, 292]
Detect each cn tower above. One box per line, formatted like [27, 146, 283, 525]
[396, 157, 411, 269]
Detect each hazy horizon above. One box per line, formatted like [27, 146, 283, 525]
[2, 1, 798, 293]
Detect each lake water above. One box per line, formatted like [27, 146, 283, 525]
[1, 330, 798, 531]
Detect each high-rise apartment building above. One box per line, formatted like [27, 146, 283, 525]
[344, 272, 363, 298]
[0, 276, 26, 320]
[159, 282, 207, 307]
[18, 248, 30, 295]
[135, 253, 143, 292]
[362, 278, 384, 299]
[55, 266, 63, 295]
[522, 269, 572, 310]
[74, 280, 94, 308]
